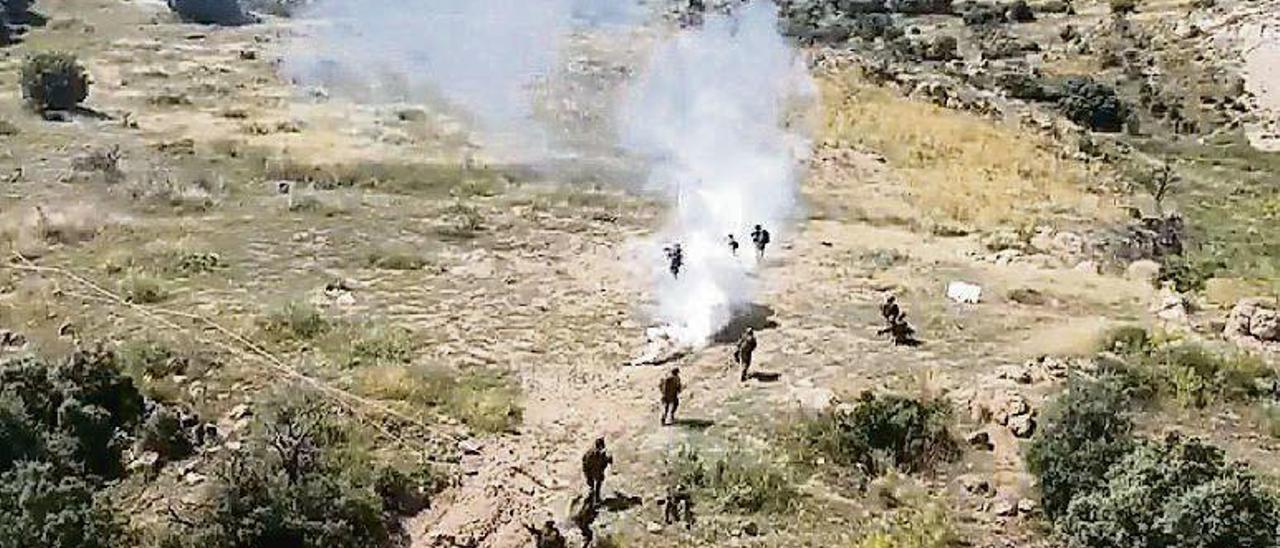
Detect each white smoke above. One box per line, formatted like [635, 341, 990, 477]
[281, 0, 813, 348]
[282, 0, 640, 155]
[621, 2, 815, 347]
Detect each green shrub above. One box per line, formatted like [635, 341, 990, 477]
[165, 399, 396, 548]
[1145, 344, 1273, 408]
[118, 339, 186, 379]
[857, 501, 959, 548]
[166, 0, 254, 25]
[1157, 254, 1224, 293]
[365, 247, 427, 271]
[1058, 434, 1278, 548]
[1098, 325, 1151, 355]
[347, 325, 416, 367]
[795, 392, 958, 478]
[20, 52, 90, 112]
[1057, 77, 1130, 133]
[1109, 0, 1137, 14]
[666, 445, 798, 514]
[138, 405, 194, 462]
[0, 461, 133, 548]
[261, 300, 329, 341]
[1026, 377, 1135, 519]
[121, 274, 168, 304]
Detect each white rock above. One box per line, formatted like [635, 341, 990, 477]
[946, 281, 983, 304]
[1125, 259, 1162, 282]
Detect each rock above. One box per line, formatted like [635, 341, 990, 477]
[128, 451, 160, 475]
[994, 393, 1030, 425]
[947, 281, 983, 304]
[227, 403, 252, 421]
[997, 364, 1034, 384]
[1008, 414, 1037, 438]
[1226, 298, 1280, 342]
[992, 497, 1019, 517]
[966, 430, 994, 451]
[1126, 259, 1162, 282]
[742, 521, 760, 536]
[1153, 287, 1190, 323]
[0, 329, 26, 348]
[1017, 498, 1038, 514]
[646, 521, 663, 534]
[457, 439, 483, 455]
[959, 474, 994, 497]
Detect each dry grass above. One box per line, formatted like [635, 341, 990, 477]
[819, 71, 1106, 227]
[356, 365, 522, 433]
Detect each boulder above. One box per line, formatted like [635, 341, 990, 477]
[966, 430, 995, 451]
[1226, 298, 1280, 342]
[947, 281, 983, 304]
[1008, 414, 1036, 438]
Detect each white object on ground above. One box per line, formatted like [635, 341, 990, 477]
[947, 281, 983, 304]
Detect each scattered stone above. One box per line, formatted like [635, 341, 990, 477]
[967, 430, 995, 451]
[128, 451, 160, 475]
[992, 497, 1019, 517]
[646, 521, 663, 534]
[997, 364, 1034, 384]
[959, 474, 994, 497]
[742, 521, 760, 537]
[458, 439, 483, 456]
[994, 392, 1030, 425]
[1008, 414, 1036, 438]
[1226, 298, 1280, 343]
[227, 403, 252, 421]
[1152, 287, 1190, 324]
[0, 329, 26, 348]
[1016, 497, 1038, 514]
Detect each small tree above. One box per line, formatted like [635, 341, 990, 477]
[1110, 0, 1138, 15]
[0, 461, 133, 548]
[20, 52, 90, 112]
[167, 0, 254, 25]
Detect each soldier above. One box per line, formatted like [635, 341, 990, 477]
[665, 243, 684, 279]
[735, 327, 757, 382]
[582, 437, 613, 505]
[750, 224, 771, 260]
[880, 295, 902, 324]
[727, 234, 739, 256]
[523, 519, 567, 548]
[878, 314, 919, 346]
[660, 367, 683, 426]
[664, 482, 694, 528]
[569, 494, 599, 547]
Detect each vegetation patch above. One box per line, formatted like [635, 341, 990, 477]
[1027, 373, 1280, 546]
[356, 365, 522, 434]
[857, 500, 959, 548]
[1097, 326, 1274, 408]
[260, 300, 330, 342]
[21, 52, 90, 112]
[665, 445, 799, 515]
[792, 392, 958, 480]
[819, 71, 1097, 227]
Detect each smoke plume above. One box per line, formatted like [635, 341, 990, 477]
[281, 0, 813, 348]
[622, 3, 815, 346]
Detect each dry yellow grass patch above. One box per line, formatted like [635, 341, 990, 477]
[819, 71, 1106, 228]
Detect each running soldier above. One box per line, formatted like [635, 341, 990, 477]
[582, 438, 613, 505]
[750, 224, 771, 260]
[735, 327, 757, 382]
[727, 234, 739, 256]
[665, 243, 684, 279]
[660, 367, 682, 426]
[880, 295, 902, 324]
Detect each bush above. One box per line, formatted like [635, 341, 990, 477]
[165, 400, 397, 548]
[1058, 434, 1278, 548]
[666, 445, 798, 514]
[365, 247, 427, 271]
[357, 366, 522, 433]
[20, 52, 90, 112]
[1157, 254, 1224, 293]
[0, 461, 132, 548]
[857, 501, 958, 548]
[346, 325, 416, 367]
[118, 339, 187, 379]
[262, 300, 329, 341]
[138, 404, 194, 462]
[1109, 0, 1137, 14]
[1144, 344, 1273, 408]
[1098, 325, 1151, 355]
[121, 274, 168, 304]
[1026, 377, 1135, 519]
[1057, 77, 1130, 133]
[795, 392, 958, 478]
[166, 0, 254, 25]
